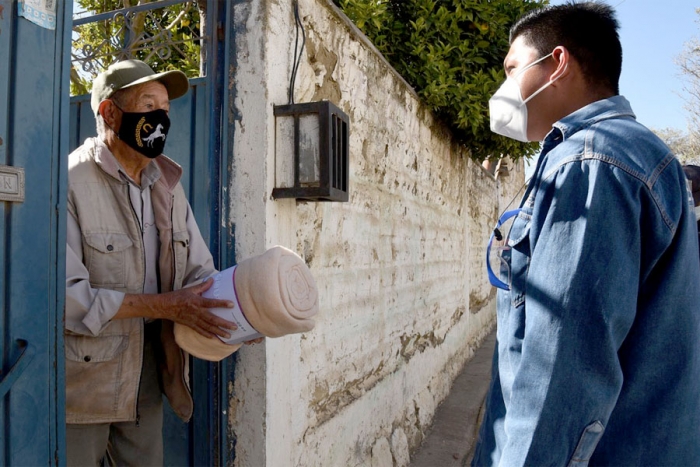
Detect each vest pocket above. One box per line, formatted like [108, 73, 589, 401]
[83, 232, 133, 288]
[172, 230, 190, 288]
[65, 333, 129, 363]
[64, 333, 131, 420]
[567, 420, 605, 466]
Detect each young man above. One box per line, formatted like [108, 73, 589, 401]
[65, 60, 250, 465]
[474, 3, 700, 465]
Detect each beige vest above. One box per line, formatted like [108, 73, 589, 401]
[65, 138, 194, 424]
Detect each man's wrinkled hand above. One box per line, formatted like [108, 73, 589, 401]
[159, 278, 237, 339]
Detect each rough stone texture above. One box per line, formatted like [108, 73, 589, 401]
[227, 0, 525, 465]
[391, 428, 411, 467]
[372, 437, 394, 467]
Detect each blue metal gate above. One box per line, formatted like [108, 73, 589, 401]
[68, 1, 237, 465]
[0, 0, 72, 465]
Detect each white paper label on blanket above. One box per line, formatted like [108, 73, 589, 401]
[202, 266, 264, 345]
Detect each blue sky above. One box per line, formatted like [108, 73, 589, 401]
[550, 0, 699, 132]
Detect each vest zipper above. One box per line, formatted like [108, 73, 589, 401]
[127, 184, 147, 426]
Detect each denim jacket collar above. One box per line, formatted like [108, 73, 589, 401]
[526, 96, 638, 206]
[549, 95, 636, 142]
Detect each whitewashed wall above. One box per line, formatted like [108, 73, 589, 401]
[226, 1, 525, 466]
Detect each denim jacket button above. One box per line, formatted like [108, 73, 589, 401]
[106, 245, 114, 252]
[84, 355, 92, 362]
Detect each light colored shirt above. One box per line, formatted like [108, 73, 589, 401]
[123, 164, 160, 295]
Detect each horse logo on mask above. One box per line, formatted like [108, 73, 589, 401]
[142, 124, 166, 148]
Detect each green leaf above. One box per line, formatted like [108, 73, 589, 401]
[335, 0, 546, 161]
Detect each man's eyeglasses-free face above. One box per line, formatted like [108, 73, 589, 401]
[486, 208, 521, 290]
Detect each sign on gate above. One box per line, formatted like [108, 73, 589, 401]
[0, 165, 25, 203]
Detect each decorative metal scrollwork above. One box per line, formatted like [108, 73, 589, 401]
[71, 0, 208, 95]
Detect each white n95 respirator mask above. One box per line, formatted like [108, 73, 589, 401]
[489, 53, 559, 142]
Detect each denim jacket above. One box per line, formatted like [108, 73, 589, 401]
[473, 96, 700, 466]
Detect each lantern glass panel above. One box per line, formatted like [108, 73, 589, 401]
[275, 114, 296, 188]
[298, 114, 321, 186]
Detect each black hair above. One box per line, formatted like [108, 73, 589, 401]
[510, 1, 622, 94]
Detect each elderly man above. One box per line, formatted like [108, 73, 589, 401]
[65, 60, 240, 466]
[475, 3, 700, 465]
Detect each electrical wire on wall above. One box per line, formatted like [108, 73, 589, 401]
[288, 0, 306, 105]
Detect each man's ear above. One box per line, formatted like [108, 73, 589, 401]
[549, 46, 571, 84]
[98, 99, 119, 129]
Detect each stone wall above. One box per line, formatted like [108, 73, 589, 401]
[226, 1, 525, 465]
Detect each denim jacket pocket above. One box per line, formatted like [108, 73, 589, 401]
[567, 421, 605, 467]
[83, 232, 133, 288]
[506, 212, 531, 308]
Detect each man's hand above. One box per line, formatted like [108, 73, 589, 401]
[158, 279, 238, 338]
[117, 278, 238, 339]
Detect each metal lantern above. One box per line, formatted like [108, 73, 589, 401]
[273, 100, 350, 202]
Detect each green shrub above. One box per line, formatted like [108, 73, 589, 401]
[334, 0, 547, 161]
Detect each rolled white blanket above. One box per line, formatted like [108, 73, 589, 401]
[174, 245, 318, 361]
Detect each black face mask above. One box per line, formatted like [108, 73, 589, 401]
[115, 107, 171, 159]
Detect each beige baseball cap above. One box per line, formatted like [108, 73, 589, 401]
[90, 59, 189, 115]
